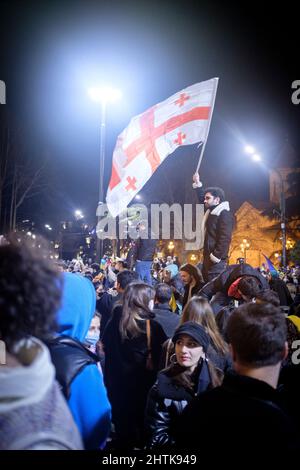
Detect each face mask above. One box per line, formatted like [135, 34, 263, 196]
[85, 333, 99, 347]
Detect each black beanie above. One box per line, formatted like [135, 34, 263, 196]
[172, 321, 210, 353]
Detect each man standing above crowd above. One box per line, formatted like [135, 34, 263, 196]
[132, 220, 157, 285]
[193, 172, 234, 283]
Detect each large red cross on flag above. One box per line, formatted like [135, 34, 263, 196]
[106, 78, 218, 217]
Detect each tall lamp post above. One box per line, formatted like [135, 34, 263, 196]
[244, 145, 287, 269]
[273, 168, 287, 268]
[88, 86, 122, 261]
[240, 238, 250, 263]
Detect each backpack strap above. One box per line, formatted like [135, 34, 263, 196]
[46, 335, 98, 399]
[146, 319, 151, 352]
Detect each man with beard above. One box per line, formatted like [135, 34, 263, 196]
[193, 173, 234, 283]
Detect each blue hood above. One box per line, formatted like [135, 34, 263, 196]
[56, 272, 96, 342]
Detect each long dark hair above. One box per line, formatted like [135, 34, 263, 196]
[165, 358, 222, 391]
[179, 263, 203, 285]
[119, 282, 155, 340]
[181, 297, 228, 355]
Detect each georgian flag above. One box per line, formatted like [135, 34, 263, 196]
[106, 78, 219, 217]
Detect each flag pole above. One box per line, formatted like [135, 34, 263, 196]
[195, 77, 219, 173]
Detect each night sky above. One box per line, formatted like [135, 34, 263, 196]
[1, 0, 299, 228]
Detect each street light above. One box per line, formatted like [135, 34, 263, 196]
[74, 209, 84, 220]
[168, 241, 175, 251]
[244, 144, 287, 268]
[244, 145, 255, 155]
[88, 86, 122, 261]
[240, 238, 250, 263]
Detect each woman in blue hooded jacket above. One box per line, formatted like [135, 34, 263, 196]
[46, 272, 111, 450]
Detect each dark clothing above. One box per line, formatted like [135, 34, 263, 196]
[182, 280, 205, 309]
[178, 371, 300, 453]
[210, 290, 236, 315]
[131, 236, 157, 285]
[134, 237, 157, 261]
[207, 343, 232, 373]
[152, 303, 180, 338]
[215, 301, 236, 339]
[270, 278, 293, 306]
[196, 187, 234, 282]
[125, 244, 136, 270]
[290, 293, 300, 316]
[46, 335, 99, 400]
[102, 305, 167, 448]
[203, 259, 227, 283]
[203, 206, 234, 261]
[279, 363, 300, 430]
[96, 291, 122, 339]
[200, 263, 269, 314]
[145, 361, 212, 449]
[167, 273, 185, 300]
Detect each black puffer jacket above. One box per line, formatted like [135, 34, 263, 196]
[145, 361, 212, 449]
[46, 335, 99, 400]
[199, 263, 269, 300]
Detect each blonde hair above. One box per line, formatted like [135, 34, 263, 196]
[181, 297, 228, 355]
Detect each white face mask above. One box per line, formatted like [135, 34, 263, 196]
[148, 299, 154, 311]
[85, 333, 99, 347]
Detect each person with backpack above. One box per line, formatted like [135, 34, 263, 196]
[46, 272, 111, 450]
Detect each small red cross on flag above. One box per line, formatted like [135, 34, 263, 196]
[106, 78, 219, 217]
[175, 93, 190, 107]
[125, 176, 137, 191]
[174, 132, 186, 145]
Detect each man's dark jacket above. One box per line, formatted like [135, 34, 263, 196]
[199, 263, 269, 300]
[270, 277, 293, 306]
[178, 371, 299, 453]
[96, 292, 122, 339]
[152, 303, 180, 338]
[132, 237, 157, 261]
[196, 187, 234, 262]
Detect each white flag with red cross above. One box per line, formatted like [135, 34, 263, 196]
[106, 77, 219, 217]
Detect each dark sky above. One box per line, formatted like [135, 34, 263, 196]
[1, 0, 299, 226]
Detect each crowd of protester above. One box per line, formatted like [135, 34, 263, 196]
[1, 234, 300, 456]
